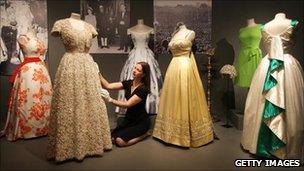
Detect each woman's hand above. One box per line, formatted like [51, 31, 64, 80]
[109, 94, 142, 108]
[100, 88, 112, 102]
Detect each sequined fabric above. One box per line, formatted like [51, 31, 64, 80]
[47, 18, 112, 162]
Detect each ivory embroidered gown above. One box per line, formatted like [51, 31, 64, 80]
[153, 30, 214, 147]
[241, 20, 304, 160]
[47, 18, 112, 161]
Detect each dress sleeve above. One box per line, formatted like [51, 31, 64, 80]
[260, 24, 265, 30]
[51, 20, 62, 37]
[122, 80, 131, 90]
[291, 20, 299, 27]
[134, 86, 148, 100]
[88, 24, 98, 38]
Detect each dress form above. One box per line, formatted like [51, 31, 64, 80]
[116, 19, 163, 115]
[169, 24, 195, 49]
[241, 12, 304, 160]
[171, 24, 195, 42]
[127, 19, 154, 34]
[19, 27, 45, 57]
[69, 13, 85, 31]
[48, 14, 112, 161]
[70, 12, 81, 20]
[1, 21, 52, 141]
[246, 18, 258, 27]
[264, 13, 292, 35]
[153, 23, 214, 147]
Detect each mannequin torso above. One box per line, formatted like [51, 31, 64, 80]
[169, 24, 195, 51]
[263, 13, 292, 36]
[18, 29, 46, 58]
[171, 25, 195, 42]
[246, 18, 258, 27]
[127, 19, 154, 35]
[69, 13, 85, 32]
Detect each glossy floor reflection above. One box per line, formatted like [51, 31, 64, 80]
[1, 117, 301, 171]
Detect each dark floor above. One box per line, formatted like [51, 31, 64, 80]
[1, 116, 303, 171]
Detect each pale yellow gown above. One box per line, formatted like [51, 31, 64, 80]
[153, 31, 214, 147]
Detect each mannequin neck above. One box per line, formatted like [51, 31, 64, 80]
[246, 18, 257, 27]
[179, 25, 187, 30]
[70, 13, 81, 20]
[274, 13, 286, 20]
[264, 13, 292, 35]
[128, 19, 153, 34]
[137, 19, 144, 25]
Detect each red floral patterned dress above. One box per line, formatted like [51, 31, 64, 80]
[1, 32, 52, 141]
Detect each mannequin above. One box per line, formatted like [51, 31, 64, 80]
[153, 22, 214, 147]
[246, 18, 258, 27]
[171, 23, 195, 42]
[127, 19, 154, 34]
[242, 13, 303, 161]
[70, 12, 81, 20]
[47, 13, 112, 162]
[235, 17, 262, 88]
[1, 29, 52, 141]
[69, 13, 85, 31]
[20, 27, 38, 56]
[263, 12, 291, 35]
[116, 18, 163, 115]
[169, 23, 195, 50]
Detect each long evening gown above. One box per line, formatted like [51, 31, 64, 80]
[235, 24, 262, 87]
[153, 30, 214, 147]
[116, 31, 163, 114]
[241, 20, 304, 161]
[1, 33, 52, 141]
[47, 18, 112, 162]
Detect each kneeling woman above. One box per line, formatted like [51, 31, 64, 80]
[99, 62, 151, 147]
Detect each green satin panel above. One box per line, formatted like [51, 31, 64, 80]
[263, 59, 283, 91]
[257, 59, 285, 158]
[257, 123, 286, 158]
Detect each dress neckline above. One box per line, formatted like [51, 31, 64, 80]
[130, 81, 143, 95]
[262, 20, 297, 37]
[67, 18, 85, 32]
[171, 29, 192, 42]
[240, 24, 261, 31]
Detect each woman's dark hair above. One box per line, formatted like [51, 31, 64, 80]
[137, 62, 151, 93]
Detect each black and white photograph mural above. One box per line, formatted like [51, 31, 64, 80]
[0, 0, 48, 75]
[81, 0, 131, 54]
[154, 0, 212, 55]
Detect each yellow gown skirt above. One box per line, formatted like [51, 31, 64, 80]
[153, 52, 214, 147]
